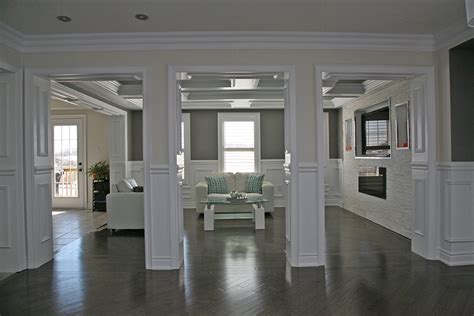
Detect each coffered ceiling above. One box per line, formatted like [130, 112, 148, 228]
[0, 0, 466, 35]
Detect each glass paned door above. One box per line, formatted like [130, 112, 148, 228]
[52, 117, 85, 209]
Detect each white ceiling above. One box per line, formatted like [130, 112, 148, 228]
[0, 0, 466, 35]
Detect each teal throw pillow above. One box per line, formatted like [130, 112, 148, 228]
[246, 174, 265, 193]
[205, 175, 228, 194]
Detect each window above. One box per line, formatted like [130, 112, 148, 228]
[180, 113, 190, 183]
[355, 100, 391, 158]
[365, 120, 388, 147]
[218, 113, 260, 173]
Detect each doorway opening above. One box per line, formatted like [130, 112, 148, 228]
[23, 68, 148, 266]
[316, 65, 438, 266]
[169, 66, 297, 268]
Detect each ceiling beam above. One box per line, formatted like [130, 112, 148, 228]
[51, 81, 127, 116]
[117, 83, 143, 97]
[185, 90, 284, 101]
[324, 82, 365, 97]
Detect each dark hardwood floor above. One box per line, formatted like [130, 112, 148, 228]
[1, 206, 474, 315]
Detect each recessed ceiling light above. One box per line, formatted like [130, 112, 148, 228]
[57, 16, 72, 22]
[135, 14, 149, 21]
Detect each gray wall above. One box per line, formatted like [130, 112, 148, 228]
[183, 109, 285, 160]
[324, 109, 342, 159]
[450, 39, 474, 162]
[342, 80, 413, 238]
[129, 111, 143, 161]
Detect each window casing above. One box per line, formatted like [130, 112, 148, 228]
[218, 113, 261, 173]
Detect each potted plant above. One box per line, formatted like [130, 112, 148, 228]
[88, 160, 110, 192]
[87, 160, 110, 181]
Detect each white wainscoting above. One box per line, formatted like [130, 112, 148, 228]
[127, 161, 144, 186]
[183, 159, 286, 209]
[0, 72, 27, 272]
[325, 159, 343, 207]
[438, 162, 474, 266]
[146, 164, 184, 270]
[294, 163, 321, 266]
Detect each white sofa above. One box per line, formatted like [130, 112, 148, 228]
[106, 179, 144, 230]
[195, 172, 274, 214]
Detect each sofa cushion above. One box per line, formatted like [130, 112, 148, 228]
[235, 173, 249, 192]
[205, 175, 228, 194]
[116, 178, 137, 192]
[246, 174, 265, 193]
[210, 172, 235, 192]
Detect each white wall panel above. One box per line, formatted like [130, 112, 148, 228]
[0, 186, 9, 248]
[0, 72, 26, 273]
[127, 161, 144, 186]
[438, 163, 474, 266]
[37, 182, 52, 243]
[325, 159, 343, 206]
[295, 163, 320, 266]
[0, 82, 8, 158]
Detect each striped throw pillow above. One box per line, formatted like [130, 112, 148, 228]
[205, 175, 228, 194]
[245, 174, 265, 193]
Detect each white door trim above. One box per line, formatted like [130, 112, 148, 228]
[51, 114, 87, 209]
[315, 64, 438, 265]
[168, 65, 298, 269]
[23, 66, 152, 270]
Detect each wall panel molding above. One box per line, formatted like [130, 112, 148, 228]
[0, 186, 10, 248]
[438, 162, 474, 266]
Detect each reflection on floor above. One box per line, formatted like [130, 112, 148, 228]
[52, 209, 107, 252]
[1, 207, 474, 314]
[0, 273, 11, 283]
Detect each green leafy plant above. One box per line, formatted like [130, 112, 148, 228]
[87, 161, 109, 181]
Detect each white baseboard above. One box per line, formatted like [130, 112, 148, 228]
[150, 257, 174, 270]
[438, 248, 474, 266]
[297, 254, 322, 267]
[325, 198, 343, 207]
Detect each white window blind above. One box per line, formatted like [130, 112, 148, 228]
[218, 113, 260, 173]
[365, 120, 388, 147]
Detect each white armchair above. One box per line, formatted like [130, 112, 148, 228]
[106, 192, 144, 230]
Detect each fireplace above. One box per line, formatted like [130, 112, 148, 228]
[358, 166, 387, 199]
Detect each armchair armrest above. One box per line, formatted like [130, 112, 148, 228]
[195, 182, 208, 213]
[106, 192, 144, 229]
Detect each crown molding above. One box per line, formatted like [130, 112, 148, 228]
[0, 21, 435, 53]
[434, 19, 474, 50]
[0, 21, 23, 51]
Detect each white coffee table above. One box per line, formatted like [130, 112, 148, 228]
[200, 197, 268, 231]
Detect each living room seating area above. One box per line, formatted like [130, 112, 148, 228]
[195, 172, 275, 214]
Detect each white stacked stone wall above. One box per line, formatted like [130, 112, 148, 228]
[342, 80, 413, 238]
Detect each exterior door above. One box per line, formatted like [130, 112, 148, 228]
[51, 117, 86, 209]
